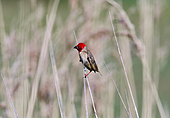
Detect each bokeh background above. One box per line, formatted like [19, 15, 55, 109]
[0, 0, 170, 118]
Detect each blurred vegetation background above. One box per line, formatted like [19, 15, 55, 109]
[0, 0, 170, 118]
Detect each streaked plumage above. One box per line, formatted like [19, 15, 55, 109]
[74, 43, 102, 77]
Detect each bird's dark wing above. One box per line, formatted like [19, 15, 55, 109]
[84, 61, 92, 71]
[87, 49, 99, 72]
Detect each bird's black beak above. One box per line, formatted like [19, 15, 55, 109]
[74, 46, 77, 49]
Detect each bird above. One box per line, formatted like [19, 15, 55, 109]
[74, 42, 102, 77]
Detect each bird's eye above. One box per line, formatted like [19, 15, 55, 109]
[77, 46, 80, 48]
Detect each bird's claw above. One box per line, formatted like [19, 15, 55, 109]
[84, 71, 91, 78]
[84, 74, 87, 78]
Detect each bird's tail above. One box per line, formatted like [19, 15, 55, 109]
[98, 71, 102, 76]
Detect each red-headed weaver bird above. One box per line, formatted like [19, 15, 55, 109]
[74, 43, 102, 77]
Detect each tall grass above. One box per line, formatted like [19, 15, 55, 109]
[0, 0, 169, 118]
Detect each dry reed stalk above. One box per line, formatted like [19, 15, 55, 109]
[118, 14, 137, 117]
[83, 70, 89, 117]
[106, 0, 143, 52]
[103, 60, 130, 117]
[125, 89, 132, 118]
[138, 0, 154, 117]
[83, 67, 89, 118]
[85, 76, 98, 118]
[1, 73, 19, 118]
[152, 0, 162, 117]
[120, 38, 137, 117]
[16, 40, 29, 118]
[109, 11, 139, 118]
[26, 0, 60, 117]
[120, 75, 126, 118]
[22, 78, 29, 118]
[141, 57, 167, 118]
[107, 1, 166, 117]
[153, 0, 163, 88]
[16, 1, 30, 116]
[49, 39, 65, 118]
[74, 31, 88, 118]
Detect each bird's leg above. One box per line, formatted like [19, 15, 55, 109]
[85, 71, 91, 78]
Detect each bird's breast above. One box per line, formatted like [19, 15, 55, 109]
[80, 51, 88, 62]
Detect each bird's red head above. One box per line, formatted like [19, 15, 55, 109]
[74, 43, 86, 52]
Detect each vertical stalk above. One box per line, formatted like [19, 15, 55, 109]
[138, 0, 154, 117]
[109, 11, 139, 118]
